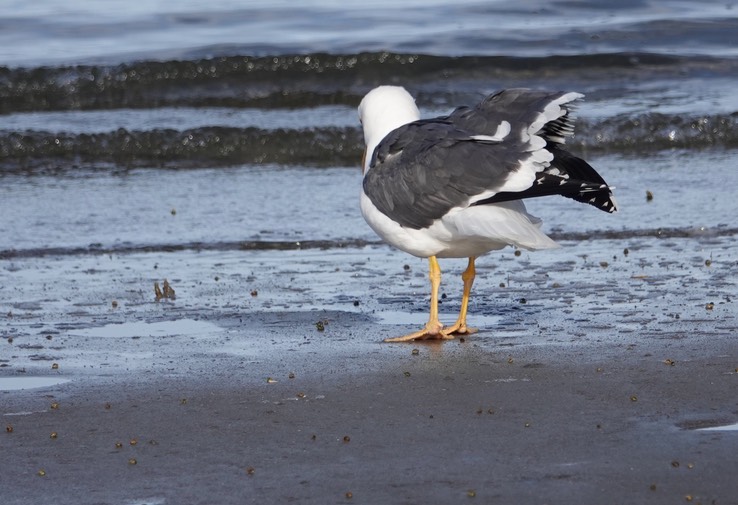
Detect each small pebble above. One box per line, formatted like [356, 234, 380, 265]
[51, 363, 59, 370]
[246, 466, 255, 475]
[111, 300, 118, 308]
[630, 395, 638, 402]
[646, 190, 654, 201]
[37, 469, 46, 477]
[288, 372, 296, 379]
[705, 302, 714, 310]
[411, 348, 419, 355]
[345, 491, 353, 499]
[128, 458, 137, 465]
[50, 432, 58, 439]
[343, 435, 351, 443]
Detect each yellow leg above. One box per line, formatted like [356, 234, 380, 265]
[442, 257, 478, 336]
[384, 256, 450, 342]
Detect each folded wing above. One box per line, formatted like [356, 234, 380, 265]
[362, 88, 617, 231]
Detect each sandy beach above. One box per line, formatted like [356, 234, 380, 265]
[2, 231, 737, 504]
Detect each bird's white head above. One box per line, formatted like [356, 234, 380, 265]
[358, 86, 420, 173]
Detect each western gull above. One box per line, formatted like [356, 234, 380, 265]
[358, 85, 617, 342]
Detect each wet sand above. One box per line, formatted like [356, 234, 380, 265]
[2, 232, 737, 505]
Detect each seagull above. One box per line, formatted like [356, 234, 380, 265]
[358, 85, 617, 342]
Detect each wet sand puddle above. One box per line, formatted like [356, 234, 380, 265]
[698, 423, 738, 432]
[0, 376, 71, 391]
[70, 319, 221, 339]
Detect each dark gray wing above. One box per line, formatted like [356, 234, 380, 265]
[363, 89, 617, 231]
[363, 119, 530, 229]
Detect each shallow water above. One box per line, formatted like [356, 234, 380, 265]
[2, 150, 737, 256]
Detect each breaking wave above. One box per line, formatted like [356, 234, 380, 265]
[1, 113, 736, 172]
[1, 51, 737, 172]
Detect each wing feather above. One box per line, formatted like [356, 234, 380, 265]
[362, 89, 617, 230]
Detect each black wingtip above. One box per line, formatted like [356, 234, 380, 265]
[471, 146, 618, 213]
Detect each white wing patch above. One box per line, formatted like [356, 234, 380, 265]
[528, 91, 582, 144]
[470, 120, 511, 142]
[490, 92, 581, 197]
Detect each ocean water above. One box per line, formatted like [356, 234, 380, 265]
[1, 0, 738, 254]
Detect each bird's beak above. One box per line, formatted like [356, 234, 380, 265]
[361, 148, 367, 175]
